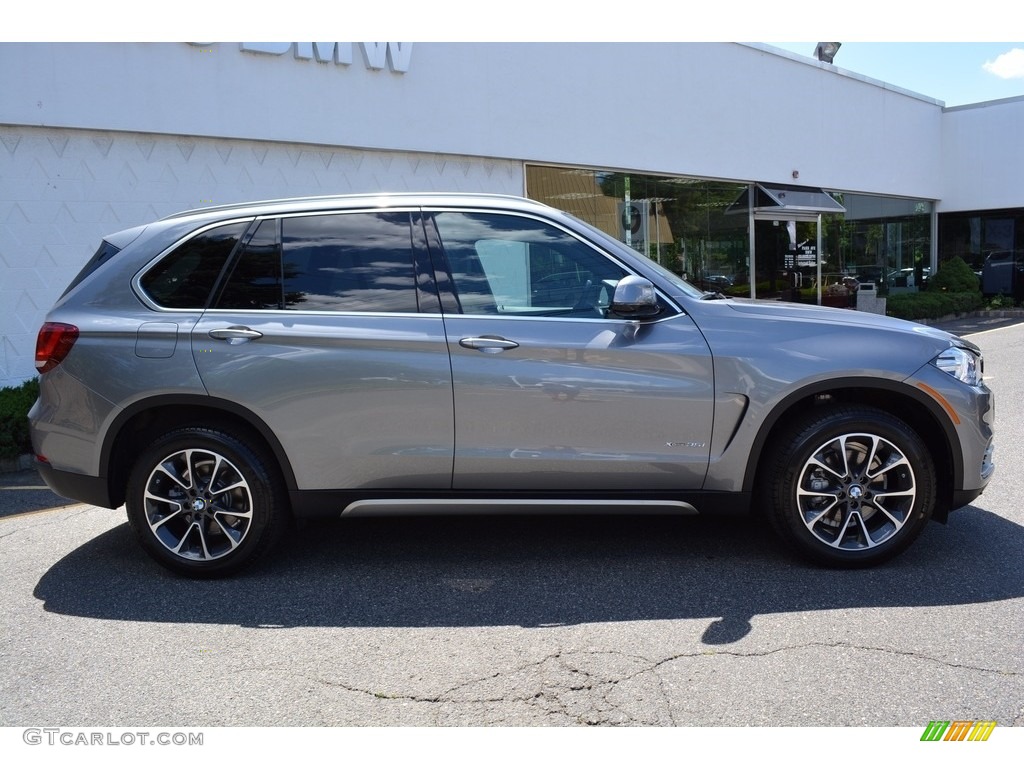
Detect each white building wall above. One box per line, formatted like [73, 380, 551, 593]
[2, 42, 946, 196]
[0, 125, 522, 387]
[1, 42, 1020, 388]
[939, 96, 1024, 212]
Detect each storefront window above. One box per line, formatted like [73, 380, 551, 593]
[526, 165, 934, 302]
[822, 194, 932, 294]
[525, 165, 748, 293]
[938, 208, 1022, 295]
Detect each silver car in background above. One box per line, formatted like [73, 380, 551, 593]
[29, 193, 995, 576]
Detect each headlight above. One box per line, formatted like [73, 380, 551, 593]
[934, 345, 983, 386]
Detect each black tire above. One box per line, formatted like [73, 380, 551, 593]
[125, 427, 289, 577]
[762, 405, 936, 568]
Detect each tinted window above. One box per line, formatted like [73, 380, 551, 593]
[141, 222, 248, 308]
[434, 212, 627, 317]
[216, 219, 282, 309]
[282, 213, 418, 312]
[215, 213, 418, 313]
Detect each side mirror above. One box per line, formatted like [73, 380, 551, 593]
[610, 275, 660, 319]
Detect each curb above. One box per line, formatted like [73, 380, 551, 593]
[915, 308, 1024, 324]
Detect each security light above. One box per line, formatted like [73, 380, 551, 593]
[815, 42, 841, 64]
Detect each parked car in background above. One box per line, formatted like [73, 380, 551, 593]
[981, 250, 1023, 299]
[887, 267, 931, 289]
[695, 273, 734, 293]
[30, 193, 995, 576]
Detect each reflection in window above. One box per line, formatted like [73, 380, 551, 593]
[215, 213, 418, 312]
[526, 164, 748, 293]
[142, 221, 248, 308]
[282, 213, 417, 313]
[526, 164, 937, 299]
[823, 194, 932, 293]
[216, 218, 282, 309]
[435, 211, 626, 317]
[939, 208, 1022, 276]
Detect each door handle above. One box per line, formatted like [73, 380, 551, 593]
[208, 326, 263, 345]
[459, 336, 520, 353]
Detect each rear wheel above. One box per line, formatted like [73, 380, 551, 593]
[126, 427, 289, 577]
[764, 406, 936, 567]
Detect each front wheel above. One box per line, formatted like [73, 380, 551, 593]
[764, 406, 936, 568]
[126, 427, 289, 577]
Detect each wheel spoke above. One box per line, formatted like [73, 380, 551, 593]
[195, 521, 213, 560]
[212, 479, 247, 495]
[853, 512, 876, 547]
[209, 515, 244, 549]
[205, 454, 225, 491]
[867, 453, 910, 480]
[148, 506, 185, 530]
[210, 502, 253, 519]
[155, 462, 191, 491]
[807, 437, 849, 479]
[797, 492, 841, 525]
[144, 491, 183, 509]
[170, 520, 201, 556]
[185, 449, 203, 490]
[870, 497, 907, 527]
[862, 435, 882, 479]
[806, 456, 845, 480]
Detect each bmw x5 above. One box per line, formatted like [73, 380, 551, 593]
[29, 193, 995, 576]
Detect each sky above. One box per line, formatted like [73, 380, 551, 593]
[765, 42, 1024, 107]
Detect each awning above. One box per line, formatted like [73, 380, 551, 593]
[726, 183, 846, 218]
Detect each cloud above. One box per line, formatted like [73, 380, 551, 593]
[982, 48, 1024, 79]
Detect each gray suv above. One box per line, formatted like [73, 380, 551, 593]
[29, 193, 995, 576]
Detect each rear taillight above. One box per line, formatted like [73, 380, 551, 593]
[35, 322, 79, 374]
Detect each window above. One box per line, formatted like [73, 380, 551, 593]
[434, 211, 627, 318]
[140, 221, 248, 308]
[215, 212, 418, 312]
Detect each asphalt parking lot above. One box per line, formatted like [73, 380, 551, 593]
[2, 317, 1022, 735]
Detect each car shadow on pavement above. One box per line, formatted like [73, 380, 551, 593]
[32, 504, 1024, 645]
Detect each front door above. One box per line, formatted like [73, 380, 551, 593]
[429, 209, 714, 492]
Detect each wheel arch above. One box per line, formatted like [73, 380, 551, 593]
[744, 378, 961, 522]
[100, 395, 297, 509]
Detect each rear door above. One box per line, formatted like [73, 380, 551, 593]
[192, 209, 454, 491]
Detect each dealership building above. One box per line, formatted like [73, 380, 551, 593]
[1, 41, 1022, 388]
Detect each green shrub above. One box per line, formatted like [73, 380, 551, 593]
[987, 294, 1015, 309]
[887, 291, 983, 321]
[931, 256, 981, 293]
[0, 379, 40, 459]
[886, 256, 984, 320]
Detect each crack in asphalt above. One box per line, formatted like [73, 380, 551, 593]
[0, 504, 104, 537]
[279, 640, 1020, 725]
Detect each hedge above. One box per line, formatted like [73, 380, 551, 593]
[886, 291, 983, 321]
[0, 379, 39, 459]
